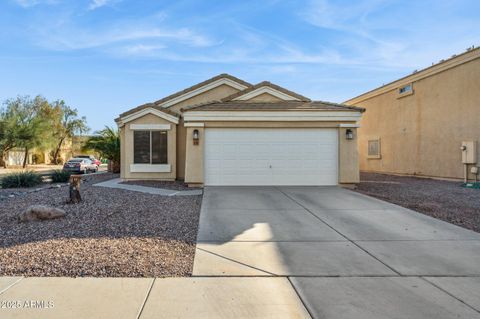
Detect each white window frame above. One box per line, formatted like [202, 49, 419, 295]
[131, 130, 170, 173]
[130, 164, 171, 173]
[130, 124, 171, 130]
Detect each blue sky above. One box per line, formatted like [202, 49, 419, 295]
[0, 0, 479, 131]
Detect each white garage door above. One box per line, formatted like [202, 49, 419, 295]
[204, 128, 338, 186]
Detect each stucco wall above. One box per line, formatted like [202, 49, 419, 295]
[184, 122, 360, 185]
[167, 84, 241, 179]
[338, 127, 360, 184]
[119, 80, 362, 185]
[121, 113, 177, 180]
[120, 125, 126, 176]
[347, 54, 480, 180]
[243, 92, 284, 102]
[184, 127, 204, 184]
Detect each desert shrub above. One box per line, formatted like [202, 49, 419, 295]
[51, 170, 71, 183]
[0, 171, 43, 188]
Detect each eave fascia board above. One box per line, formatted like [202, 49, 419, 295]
[183, 111, 362, 122]
[184, 122, 205, 127]
[117, 107, 179, 126]
[129, 124, 172, 130]
[339, 123, 360, 128]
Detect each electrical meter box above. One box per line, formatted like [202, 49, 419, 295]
[462, 141, 477, 164]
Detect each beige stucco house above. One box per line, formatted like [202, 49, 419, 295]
[3, 139, 73, 167]
[345, 47, 480, 181]
[115, 74, 365, 186]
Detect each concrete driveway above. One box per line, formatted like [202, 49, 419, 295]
[192, 186, 480, 318]
[2, 186, 480, 319]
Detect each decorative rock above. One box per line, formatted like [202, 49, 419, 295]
[19, 205, 66, 222]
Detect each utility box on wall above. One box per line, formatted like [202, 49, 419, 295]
[461, 141, 477, 164]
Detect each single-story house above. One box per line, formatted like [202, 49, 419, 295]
[345, 47, 480, 181]
[115, 74, 365, 186]
[2, 140, 73, 167]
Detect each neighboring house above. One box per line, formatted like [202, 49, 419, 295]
[115, 74, 365, 186]
[5, 148, 32, 166]
[345, 47, 480, 181]
[3, 138, 74, 167]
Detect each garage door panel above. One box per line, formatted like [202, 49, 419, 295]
[204, 128, 338, 186]
[205, 159, 221, 169]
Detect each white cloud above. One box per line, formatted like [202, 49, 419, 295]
[299, 0, 446, 69]
[122, 44, 166, 56]
[14, 0, 58, 7]
[14, 0, 38, 7]
[16, 0, 480, 72]
[302, 0, 386, 31]
[33, 20, 217, 55]
[88, 0, 112, 10]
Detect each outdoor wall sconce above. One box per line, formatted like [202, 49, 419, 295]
[346, 129, 354, 140]
[193, 129, 199, 145]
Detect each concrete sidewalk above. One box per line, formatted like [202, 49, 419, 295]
[0, 277, 310, 319]
[93, 178, 203, 196]
[1, 276, 479, 318]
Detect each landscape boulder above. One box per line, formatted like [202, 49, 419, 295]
[19, 205, 66, 222]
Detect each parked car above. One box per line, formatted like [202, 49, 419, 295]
[63, 158, 98, 174]
[75, 155, 101, 167]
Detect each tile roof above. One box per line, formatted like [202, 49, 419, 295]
[116, 74, 364, 124]
[181, 100, 365, 112]
[118, 73, 252, 118]
[115, 103, 181, 123]
[221, 81, 311, 102]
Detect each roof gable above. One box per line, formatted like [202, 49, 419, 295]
[244, 92, 284, 102]
[116, 105, 180, 126]
[158, 74, 251, 108]
[118, 74, 252, 119]
[221, 81, 311, 102]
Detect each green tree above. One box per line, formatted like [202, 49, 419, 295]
[0, 110, 17, 167]
[82, 126, 120, 173]
[0, 96, 90, 168]
[51, 101, 89, 164]
[1, 96, 54, 168]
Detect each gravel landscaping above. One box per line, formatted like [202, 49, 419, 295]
[120, 180, 199, 191]
[355, 172, 480, 233]
[0, 183, 67, 201]
[0, 173, 202, 277]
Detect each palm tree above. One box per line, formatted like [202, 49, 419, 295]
[82, 126, 120, 173]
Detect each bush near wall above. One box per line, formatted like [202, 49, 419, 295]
[51, 170, 72, 183]
[0, 171, 43, 188]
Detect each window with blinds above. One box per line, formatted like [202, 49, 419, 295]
[134, 131, 168, 164]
